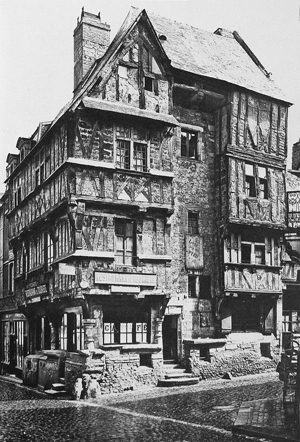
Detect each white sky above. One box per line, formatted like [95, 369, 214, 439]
[0, 0, 299, 193]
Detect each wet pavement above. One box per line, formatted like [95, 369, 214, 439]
[0, 372, 291, 441]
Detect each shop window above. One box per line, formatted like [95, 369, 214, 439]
[60, 312, 84, 352]
[188, 212, 199, 235]
[181, 130, 198, 160]
[115, 219, 134, 266]
[232, 297, 261, 332]
[120, 322, 133, 344]
[1, 322, 10, 363]
[282, 311, 300, 333]
[136, 323, 148, 343]
[103, 323, 116, 344]
[103, 321, 148, 345]
[36, 316, 51, 351]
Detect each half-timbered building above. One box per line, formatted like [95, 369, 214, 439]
[1, 8, 292, 384]
[282, 140, 300, 349]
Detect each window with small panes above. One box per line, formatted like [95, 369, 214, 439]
[115, 125, 148, 172]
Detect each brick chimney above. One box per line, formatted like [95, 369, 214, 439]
[74, 9, 111, 93]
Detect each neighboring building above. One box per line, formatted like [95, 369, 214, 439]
[0, 184, 28, 377]
[282, 139, 300, 349]
[0, 8, 292, 385]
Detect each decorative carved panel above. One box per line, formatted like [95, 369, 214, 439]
[225, 266, 281, 292]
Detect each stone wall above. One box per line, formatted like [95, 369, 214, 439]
[65, 347, 164, 398]
[185, 333, 280, 380]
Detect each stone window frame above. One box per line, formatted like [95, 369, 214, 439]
[188, 211, 199, 235]
[179, 124, 203, 161]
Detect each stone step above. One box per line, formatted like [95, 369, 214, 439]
[44, 388, 68, 397]
[163, 359, 178, 365]
[52, 382, 66, 391]
[158, 377, 199, 387]
[163, 364, 181, 370]
[165, 372, 194, 379]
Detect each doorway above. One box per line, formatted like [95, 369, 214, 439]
[162, 315, 178, 360]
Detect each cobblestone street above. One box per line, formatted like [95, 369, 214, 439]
[0, 372, 285, 441]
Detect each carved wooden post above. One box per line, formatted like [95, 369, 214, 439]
[155, 317, 163, 348]
[276, 294, 283, 343]
[49, 321, 56, 350]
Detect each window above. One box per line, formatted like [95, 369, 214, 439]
[28, 232, 45, 270]
[115, 220, 134, 265]
[133, 143, 147, 172]
[57, 219, 71, 258]
[116, 140, 130, 169]
[241, 234, 266, 265]
[13, 176, 22, 207]
[188, 275, 197, 298]
[103, 321, 148, 345]
[60, 313, 84, 352]
[199, 275, 211, 299]
[46, 233, 54, 269]
[245, 164, 256, 197]
[115, 125, 148, 172]
[255, 245, 265, 265]
[8, 262, 14, 293]
[188, 212, 199, 235]
[245, 163, 268, 199]
[34, 149, 45, 188]
[181, 130, 198, 159]
[144, 76, 153, 92]
[258, 166, 268, 199]
[241, 243, 251, 263]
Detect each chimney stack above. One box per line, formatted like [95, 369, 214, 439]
[74, 9, 111, 93]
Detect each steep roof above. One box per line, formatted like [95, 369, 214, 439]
[42, 7, 291, 146]
[146, 10, 288, 102]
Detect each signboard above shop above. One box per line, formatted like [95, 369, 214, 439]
[94, 271, 156, 287]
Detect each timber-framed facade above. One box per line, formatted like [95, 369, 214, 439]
[0, 8, 292, 383]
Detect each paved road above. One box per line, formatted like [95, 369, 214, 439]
[0, 372, 283, 441]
